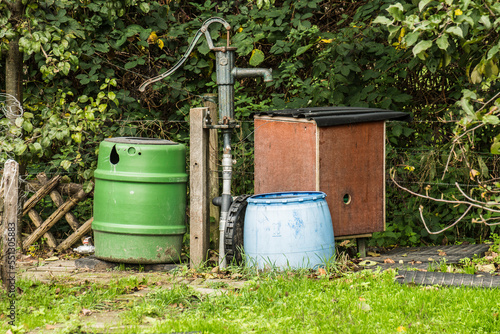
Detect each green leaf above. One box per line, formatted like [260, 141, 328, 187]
[387, 3, 404, 21]
[491, 142, 500, 154]
[295, 44, 312, 57]
[249, 49, 265, 66]
[60, 160, 72, 170]
[14, 117, 23, 127]
[483, 115, 499, 125]
[412, 40, 432, 58]
[22, 121, 33, 133]
[445, 26, 463, 38]
[484, 60, 499, 79]
[418, 0, 432, 12]
[32, 142, 42, 152]
[139, 2, 150, 13]
[373, 16, 393, 25]
[479, 15, 492, 30]
[487, 45, 499, 60]
[436, 35, 449, 50]
[470, 66, 482, 84]
[404, 32, 420, 47]
[14, 143, 27, 155]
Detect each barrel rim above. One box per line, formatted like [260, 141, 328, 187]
[104, 137, 178, 145]
[247, 191, 326, 204]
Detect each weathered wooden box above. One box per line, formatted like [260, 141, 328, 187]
[254, 107, 410, 239]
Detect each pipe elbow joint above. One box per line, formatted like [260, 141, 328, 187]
[233, 68, 273, 82]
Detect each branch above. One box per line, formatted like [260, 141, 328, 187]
[419, 205, 472, 234]
[390, 168, 500, 211]
[390, 168, 500, 234]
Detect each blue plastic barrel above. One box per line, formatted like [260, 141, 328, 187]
[243, 191, 335, 269]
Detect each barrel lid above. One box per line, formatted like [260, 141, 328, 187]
[247, 191, 326, 204]
[254, 106, 411, 127]
[104, 137, 178, 145]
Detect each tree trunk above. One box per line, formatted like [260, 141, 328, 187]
[5, 0, 26, 248]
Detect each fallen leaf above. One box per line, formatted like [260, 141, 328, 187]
[211, 266, 219, 273]
[476, 264, 496, 272]
[317, 268, 327, 276]
[360, 302, 371, 311]
[438, 251, 447, 256]
[427, 257, 435, 262]
[416, 261, 422, 264]
[399, 260, 404, 264]
[55, 288, 60, 294]
[401, 253, 408, 257]
[81, 308, 92, 316]
[46, 256, 59, 261]
[143, 316, 157, 324]
[367, 251, 380, 257]
[384, 258, 395, 264]
[230, 273, 243, 279]
[339, 240, 350, 247]
[359, 260, 378, 267]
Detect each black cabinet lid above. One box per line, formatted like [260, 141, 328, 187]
[254, 106, 411, 127]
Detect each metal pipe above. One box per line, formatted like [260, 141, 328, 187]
[233, 68, 273, 82]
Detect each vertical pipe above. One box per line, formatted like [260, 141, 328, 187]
[215, 50, 236, 268]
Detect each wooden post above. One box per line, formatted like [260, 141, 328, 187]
[189, 107, 210, 267]
[1, 160, 19, 289]
[204, 94, 220, 248]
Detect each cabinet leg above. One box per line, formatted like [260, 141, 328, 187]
[357, 238, 367, 258]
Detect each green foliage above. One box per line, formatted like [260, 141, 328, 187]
[2, 0, 500, 246]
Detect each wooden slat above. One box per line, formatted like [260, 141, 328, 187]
[27, 209, 58, 248]
[22, 175, 61, 216]
[22, 185, 90, 250]
[37, 173, 81, 232]
[56, 217, 93, 251]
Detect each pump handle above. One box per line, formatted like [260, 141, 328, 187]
[139, 17, 231, 92]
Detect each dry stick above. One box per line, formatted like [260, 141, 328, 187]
[56, 217, 93, 252]
[418, 205, 472, 235]
[390, 169, 500, 212]
[37, 173, 81, 232]
[390, 169, 500, 233]
[22, 187, 89, 251]
[477, 213, 500, 226]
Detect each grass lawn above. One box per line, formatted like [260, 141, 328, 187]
[1, 266, 500, 333]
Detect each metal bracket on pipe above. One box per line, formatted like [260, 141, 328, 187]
[204, 124, 240, 129]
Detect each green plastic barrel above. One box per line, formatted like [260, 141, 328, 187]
[92, 137, 187, 264]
